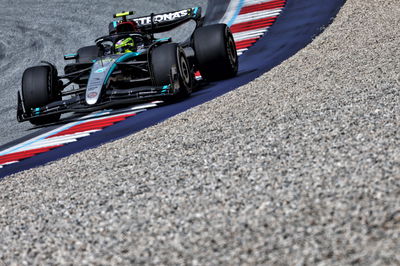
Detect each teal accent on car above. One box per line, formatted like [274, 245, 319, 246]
[95, 67, 107, 73]
[161, 85, 170, 95]
[156, 38, 171, 42]
[193, 7, 199, 16]
[64, 53, 78, 57]
[33, 108, 40, 116]
[103, 52, 142, 85]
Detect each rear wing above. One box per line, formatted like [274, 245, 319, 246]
[109, 7, 202, 35]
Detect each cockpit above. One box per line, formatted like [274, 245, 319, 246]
[96, 33, 148, 56]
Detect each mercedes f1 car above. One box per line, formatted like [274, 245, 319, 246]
[17, 7, 238, 125]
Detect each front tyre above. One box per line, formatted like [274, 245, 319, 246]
[193, 23, 238, 81]
[151, 43, 192, 98]
[21, 65, 61, 125]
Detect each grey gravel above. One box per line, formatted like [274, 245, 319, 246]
[1, 0, 400, 265]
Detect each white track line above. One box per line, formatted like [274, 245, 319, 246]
[233, 28, 268, 41]
[235, 9, 282, 24]
[242, 0, 279, 7]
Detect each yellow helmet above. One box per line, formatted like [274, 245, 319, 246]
[115, 37, 136, 54]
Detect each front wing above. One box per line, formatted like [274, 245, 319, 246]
[17, 84, 177, 123]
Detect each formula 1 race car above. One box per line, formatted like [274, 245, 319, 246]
[17, 7, 238, 125]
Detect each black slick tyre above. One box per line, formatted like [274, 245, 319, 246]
[151, 43, 192, 97]
[21, 65, 61, 125]
[193, 23, 238, 81]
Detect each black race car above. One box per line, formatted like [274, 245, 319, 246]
[17, 7, 238, 125]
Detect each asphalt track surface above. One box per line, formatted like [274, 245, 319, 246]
[1, 0, 400, 265]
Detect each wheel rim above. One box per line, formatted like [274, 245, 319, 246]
[179, 54, 191, 86]
[227, 35, 237, 67]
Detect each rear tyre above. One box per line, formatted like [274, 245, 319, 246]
[193, 23, 238, 81]
[151, 43, 192, 97]
[76, 45, 100, 63]
[21, 65, 61, 125]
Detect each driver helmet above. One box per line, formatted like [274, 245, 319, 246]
[115, 37, 136, 54]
